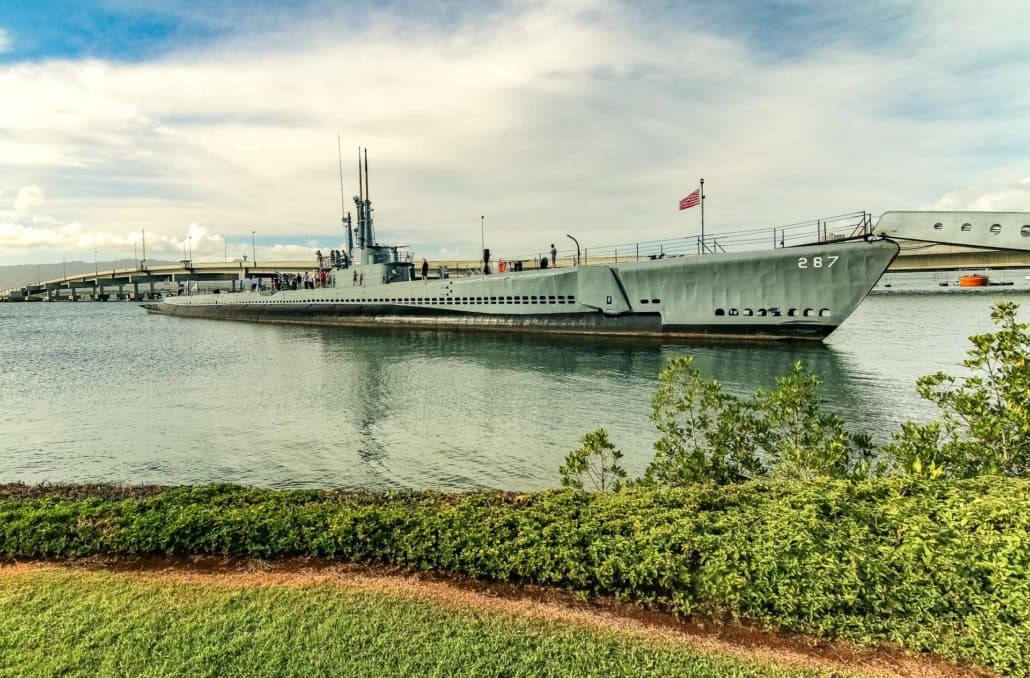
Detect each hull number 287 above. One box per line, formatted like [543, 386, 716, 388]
[798, 255, 838, 269]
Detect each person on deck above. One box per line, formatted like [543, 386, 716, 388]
[550, 244, 557, 268]
[421, 258, 429, 281]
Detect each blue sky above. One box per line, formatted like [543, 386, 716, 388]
[1, 0, 1029, 265]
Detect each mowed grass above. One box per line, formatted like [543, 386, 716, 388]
[0, 568, 841, 678]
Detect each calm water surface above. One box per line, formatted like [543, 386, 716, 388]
[2, 286, 1029, 490]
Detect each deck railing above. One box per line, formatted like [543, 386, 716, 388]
[487, 211, 872, 271]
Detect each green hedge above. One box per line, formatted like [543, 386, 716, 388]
[1, 479, 1028, 676]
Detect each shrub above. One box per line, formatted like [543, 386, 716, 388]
[884, 301, 1030, 478]
[559, 428, 626, 492]
[644, 357, 873, 485]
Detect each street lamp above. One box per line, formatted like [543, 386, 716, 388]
[251, 231, 256, 264]
[566, 234, 580, 266]
[188, 234, 193, 261]
[480, 216, 485, 274]
[94, 249, 98, 277]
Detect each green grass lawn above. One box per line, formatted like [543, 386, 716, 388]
[0, 568, 844, 678]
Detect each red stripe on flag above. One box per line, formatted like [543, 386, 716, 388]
[679, 189, 700, 210]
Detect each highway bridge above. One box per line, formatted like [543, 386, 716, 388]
[0, 259, 317, 302]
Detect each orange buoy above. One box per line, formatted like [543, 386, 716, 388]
[958, 274, 989, 287]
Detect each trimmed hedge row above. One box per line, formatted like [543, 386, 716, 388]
[1, 479, 1028, 676]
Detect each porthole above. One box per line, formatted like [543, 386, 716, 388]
[757, 309, 767, 317]
[933, 222, 943, 230]
[803, 308, 815, 317]
[787, 308, 797, 317]
[651, 298, 660, 304]
[990, 223, 1002, 235]
[1022, 225, 1030, 237]
[714, 308, 725, 316]
[961, 223, 972, 232]
[568, 296, 576, 302]
[819, 308, 831, 317]
[742, 308, 753, 316]
[640, 299, 650, 304]
[728, 308, 739, 316]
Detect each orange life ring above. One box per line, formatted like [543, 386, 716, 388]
[498, 261, 507, 272]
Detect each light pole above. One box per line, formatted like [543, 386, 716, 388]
[94, 249, 98, 277]
[134, 242, 138, 268]
[480, 216, 485, 273]
[251, 231, 256, 264]
[63, 258, 66, 279]
[188, 234, 193, 261]
[566, 234, 580, 266]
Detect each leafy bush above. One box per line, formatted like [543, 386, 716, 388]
[884, 301, 1030, 478]
[644, 357, 873, 485]
[559, 428, 626, 492]
[1, 480, 1027, 676]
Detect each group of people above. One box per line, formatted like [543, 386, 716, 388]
[316, 249, 349, 269]
[271, 271, 330, 290]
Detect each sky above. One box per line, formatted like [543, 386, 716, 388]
[1, 0, 1029, 266]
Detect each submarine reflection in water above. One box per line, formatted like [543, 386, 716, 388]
[280, 325, 885, 488]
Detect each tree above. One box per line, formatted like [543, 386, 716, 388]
[752, 362, 876, 480]
[644, 356, 763, 486]
[643, 357, 873, 486]
[559, 428, 627, 492]
[883, 301, 1030, 478]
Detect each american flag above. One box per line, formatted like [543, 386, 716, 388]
[679, 189, 701, 210]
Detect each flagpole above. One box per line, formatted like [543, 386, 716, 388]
[700, 177, 705, 253]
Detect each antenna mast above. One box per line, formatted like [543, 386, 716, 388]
[364, 148, 374, 245]
[337, 135, 353, 258]
[355, 147, 365, 250]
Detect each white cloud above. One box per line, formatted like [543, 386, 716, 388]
[926, 177, 1030, 212]
[13, 185, 48, 211]
[0, 0, 1029, 265]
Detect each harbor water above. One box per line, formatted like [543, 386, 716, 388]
[2, 280, 1029, 491]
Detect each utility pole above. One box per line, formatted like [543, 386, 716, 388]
[251, 231, 256, 264]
